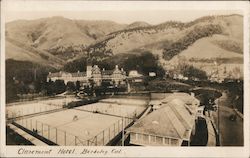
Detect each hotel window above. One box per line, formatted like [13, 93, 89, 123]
[143, 134, 149, 143]
[130, 133, 136, 140]
[171, 139, 179, 145]
[165, 138, 170, 145]
[138, 133, 143, 141]
[156, 136, 163, 144]
[150, 135, 156, 143]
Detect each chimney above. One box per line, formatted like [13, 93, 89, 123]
[102, 68, 105, 71]
[121, 68, 124, 71]
[49, 72, 51, 74]
[115, 65, 119, 69]
[77, 70, 80, 73]
[190, 92, 195, 97]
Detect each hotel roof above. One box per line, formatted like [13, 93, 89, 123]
[48, 66, 126, 78]
[47, 71, 69, 78]
[101, 70, 114, 75]
[47, 71, 86, 78]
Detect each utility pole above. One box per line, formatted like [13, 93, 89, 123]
[122, 117, 124, 146]
[214, 60, 220, 145]
[34, 68, 37, 81]
[218, 97, 220, 145]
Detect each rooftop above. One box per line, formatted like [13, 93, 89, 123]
[162, 93, 199, 110]
[48, 71, 87, 78]
[126, 97, 197, 141]
[47, 71, 70, 78]
[71, 72, 87, 77]
[48, 65, 126, 78]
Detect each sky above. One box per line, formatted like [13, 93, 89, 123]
[3, 1, 245, 24]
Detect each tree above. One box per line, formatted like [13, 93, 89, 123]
[6, 59, 56, 101]
[63, 57, 87, 72]
[76, 81, 81, 92]
[182, 65, 207, 80]
[66, 81, 76, 92]
[83, 85, 93, 96]
[163, 24, 222, 60]
[54, 80, 66, 94]
[6, 79, 18, 102]
[46, 79, 54, 96]
[122, 51, 165, 77]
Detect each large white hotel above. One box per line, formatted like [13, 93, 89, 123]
[47, 63, 127, 86]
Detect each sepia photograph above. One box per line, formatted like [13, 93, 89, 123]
[1, 0, 249, 157]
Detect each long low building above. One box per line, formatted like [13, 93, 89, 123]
[126, 93, 200, 146]
[47, 64, 126, 86]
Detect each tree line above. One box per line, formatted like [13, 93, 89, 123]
[63, 51, 165, 77]
[163, 24, 223, 60]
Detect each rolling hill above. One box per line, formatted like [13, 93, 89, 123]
[6, 37, 64, 68]
[126, 21, 151, 29]
[6, 16, 126, 62]
[6, 14, 243, 78]
[87, 14, 242, 57]
[84, 14, 243, 78]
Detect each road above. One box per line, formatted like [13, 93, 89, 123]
[212, 92, 243, 146]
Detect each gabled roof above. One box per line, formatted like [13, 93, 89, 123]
[48, 71, 86, 78]
[126, 99, 195, 140]
[48, 72, 61, 78]
[165, 99, 195, 140]
[92, 66, 101, 73]
[101, 70, 126, 76]
[162, 93, 199, 108]
[101, 70, 114, 75]
[47, 71, 71, 78]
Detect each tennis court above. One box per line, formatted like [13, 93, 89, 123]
[13, 97, 148, 146]
[6, 97, 80, 118]
[15, 109, 130, 146]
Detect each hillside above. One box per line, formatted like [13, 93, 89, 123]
[87, 14, 242, 58]
[84, 14, 243, 78]
[5, 38, 64, 68]
[165, 34, 243, 79]
[165, 15, 243, 79]
[126, 21, 151, 29]
[6, 14, 243, 79]
[6, 16, 126, 60]
[6, 38, 64, 68]
[169, 35, 242, 60]
[6, 41, 45, 63]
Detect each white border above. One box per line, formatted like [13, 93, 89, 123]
[3, 0, 249, 12]
[1, 0, 6, 157]
[1, 1, 250, 157]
